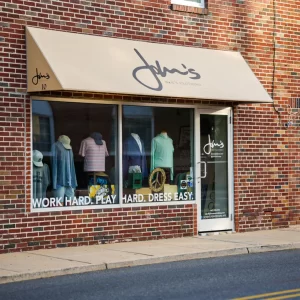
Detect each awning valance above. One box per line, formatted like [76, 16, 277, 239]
[26, 26, 273, 103]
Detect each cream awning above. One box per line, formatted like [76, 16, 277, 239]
[26, 26, 273, 103]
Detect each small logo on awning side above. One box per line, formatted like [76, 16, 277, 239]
[132, 48, 200, 91]
[32, 68, 50, 86]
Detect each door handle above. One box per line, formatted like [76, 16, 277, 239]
[201, 161, 207, 179]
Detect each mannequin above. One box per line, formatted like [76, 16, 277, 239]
[51, 135, 77, 202]
[79, 132, 109, 172]
[151, 130, 174, 181]
[123, 133, 148, 180]
[79, 132, 110, 201]
[32, 150, 50, 200]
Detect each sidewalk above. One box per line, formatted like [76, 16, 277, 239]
[1, 226, 300, 284]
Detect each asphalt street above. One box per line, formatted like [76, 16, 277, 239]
[1, 250, 300, 300]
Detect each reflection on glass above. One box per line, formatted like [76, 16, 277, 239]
[200, 115, 228, 219]
[31, 100, 119, 209]
[122, 106, 195, 204]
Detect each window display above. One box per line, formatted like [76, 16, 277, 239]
[122, 106, 194, 204]
[31, 100, 195, 210]
[31, 100, 119, 209]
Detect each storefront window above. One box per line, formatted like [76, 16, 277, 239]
[31, 100, 119, 209]
[122, 105, 194, 204]
[31, 100, 195, 210]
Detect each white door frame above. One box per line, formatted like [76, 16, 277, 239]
[195, 107, 234, 233]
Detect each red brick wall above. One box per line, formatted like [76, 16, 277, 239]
[1, 0, 300, 253]
[231, 0, 300, 231]
[1, 204, 196, 253]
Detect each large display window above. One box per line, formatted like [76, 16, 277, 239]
[31, 100, 119, 209]
[122, 105, 194, 204]
[31, 99, 195, 210]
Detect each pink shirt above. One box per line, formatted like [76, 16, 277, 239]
[79, 137, 109, 172]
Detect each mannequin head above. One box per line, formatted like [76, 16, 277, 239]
[58, 135, 72, 149]
[90, 132, 103, 145]
[32, 150, 43, 167]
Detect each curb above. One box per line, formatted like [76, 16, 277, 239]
[1, 244, 300, 284]
[106, 247, 249, 269]
[0, 264, 106, 285]
[247, 243, 300, 253]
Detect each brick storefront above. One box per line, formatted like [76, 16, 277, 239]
[0, 0, 299, 254]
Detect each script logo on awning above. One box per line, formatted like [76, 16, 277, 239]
[132, 48, 201, 91]
[32, 68, 50, 86]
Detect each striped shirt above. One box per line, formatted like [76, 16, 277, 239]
[79, 137, 109, 172]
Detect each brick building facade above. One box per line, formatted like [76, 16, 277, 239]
[0, 0, 299, 254]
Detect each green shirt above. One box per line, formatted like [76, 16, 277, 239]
[151, 133, 174, 180]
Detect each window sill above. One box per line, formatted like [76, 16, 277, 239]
[171, 4, 208, 15]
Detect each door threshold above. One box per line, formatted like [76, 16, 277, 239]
[198, 230, 234, 236]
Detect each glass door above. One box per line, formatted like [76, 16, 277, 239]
[196, 108, 233, 232]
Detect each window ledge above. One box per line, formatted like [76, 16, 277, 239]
[171, 4, 208, 15]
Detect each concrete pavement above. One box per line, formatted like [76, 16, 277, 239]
[1, 226, 300, 284]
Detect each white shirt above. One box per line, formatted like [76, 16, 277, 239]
[131, 133, 142, 153]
